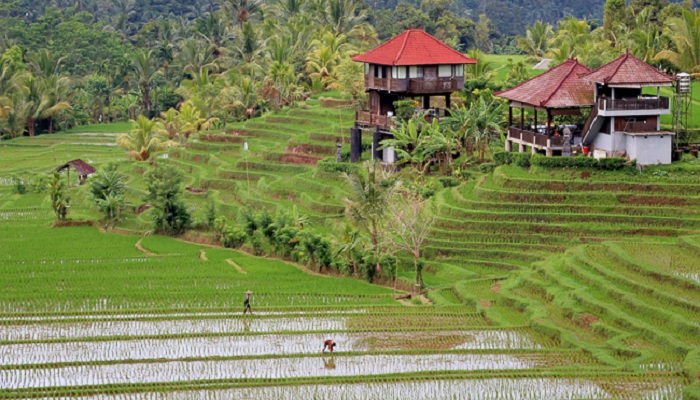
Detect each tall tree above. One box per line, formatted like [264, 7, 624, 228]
[604, 0, 627, 43]
[656, 8, 700, 73]
[130, 50, 159, 115]
[517, 21, 553, 57]
[144, 162, 191, 235]
[116, 115, 165, 161]
[343, 160, 397, 279]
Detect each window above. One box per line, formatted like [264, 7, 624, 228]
[454, 64, 464, 77]
[364, 63, 369, 75]
[374, 65, 383, 78]
[391, 67, 397, 79]
[409, 66, 423, 78]
[438, 65, 452, 77]
[397, 66, 407, 79]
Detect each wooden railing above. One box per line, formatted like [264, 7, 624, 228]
[623, 121, 658, 132]
[409, 78, 461, 93]
[508, 127, 566, 148]
[598, 96, 670, 111]
[355, 111, 396, 131]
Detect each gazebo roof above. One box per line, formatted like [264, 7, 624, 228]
[583, 51, 675, 86]
[56, 159, 96, 176]
[351, 29, 476, 66]
[496, 59, 594, 108]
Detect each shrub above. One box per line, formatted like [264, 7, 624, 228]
[438, 176, 461, 188]
[11, 177, 26, 194]
[493, 151, 512, 166]
[478, 162, 496, 173]
[222, 227, 246, 248]
[530, 153, 628, 170]
[512, 153, 531, 168]
[317, 158, 357, 174]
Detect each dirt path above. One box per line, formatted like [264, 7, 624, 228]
[135, 239, 155, 256]
[225, 259, 247, 274]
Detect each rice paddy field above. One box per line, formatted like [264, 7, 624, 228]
[0, 97, 699, 398]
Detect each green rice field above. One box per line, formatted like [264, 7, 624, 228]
[0, 98, 698, 398]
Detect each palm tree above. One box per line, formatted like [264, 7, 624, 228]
[40, 74, 72, 134]
[306, 32, 348, 89]
[26, 49, 65, 78]
[655, 9, 700, 73]
[464, 49, 495, 80]
[130, 50, 159, 115]
[518, 20, 553, 57]
[322, 0, 367, 37]
[116, 115, 165, 161]
[220, 0, 263, 28]
[343, 160, 397, 271]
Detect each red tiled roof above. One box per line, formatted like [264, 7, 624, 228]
[351, 29, 476, 66]
[496, 59, 594, 108]
[583, 51, 675, 86]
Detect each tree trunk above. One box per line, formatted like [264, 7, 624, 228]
[27, 117, 35, 137]
[48, 117, 54, 134]
[143, 83, 151, 113]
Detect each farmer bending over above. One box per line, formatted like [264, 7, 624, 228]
[322, 339, 337, 353]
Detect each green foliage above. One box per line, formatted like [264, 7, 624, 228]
[393, 99, 417, 123]
[88, 165, 127, 223]
[48, 171, 69, 220]
[493, 151, 512, 166]
[531, 153, 629, 170]
[222, 226, 247, 249]
[317, 158, 358, 175]
[511, 152, 531, 168]
[143, 163, 191, 235]
[11, 176, 26, 194]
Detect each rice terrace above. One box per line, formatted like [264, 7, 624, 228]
[1, 0, 700, 399]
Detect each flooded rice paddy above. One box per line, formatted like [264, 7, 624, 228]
[1, 330, 542, 365]
[43, 377, 683, 400]
[3, 353, 572, 389]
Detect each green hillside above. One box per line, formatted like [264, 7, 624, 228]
[0, 98, 699, 397]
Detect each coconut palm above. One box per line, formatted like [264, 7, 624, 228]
[655, 9, 700, 73]
[116, 115, 165, 161]
[26, 49, 65, 78]
[343, 160, 397, 262]
[518, 21, 554, 57]
[130, 50, 159, 115]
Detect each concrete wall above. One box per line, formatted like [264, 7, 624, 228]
[626, 135, 673, 165]
[593, 131, 626, 153]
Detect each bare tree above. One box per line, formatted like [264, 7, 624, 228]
[383, 190, 437, 292]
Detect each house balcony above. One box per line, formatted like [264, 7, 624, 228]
[507, 126, 565, 151]
[355, 109, 447, 132]
[597, 96, 670, 117]
[364, 77, 463, 94]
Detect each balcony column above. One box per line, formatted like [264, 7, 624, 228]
[350, 126, 362, 163]
[508, 106, 513, 128]
[520, 107, 524, 129]
[518, 142, 525, 153]
[505, 140, 512, 152]
[531, 146, 537, 155]
[546, 148, 553, 157]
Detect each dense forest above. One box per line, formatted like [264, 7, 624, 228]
[0, 0, 698, 139]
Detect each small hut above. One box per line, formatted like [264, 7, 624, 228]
[55, 159, 96, 185]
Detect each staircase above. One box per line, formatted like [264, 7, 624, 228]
[581, 106, 604, 146]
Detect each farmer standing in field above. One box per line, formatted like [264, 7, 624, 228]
[243, 290, 253, 314]
[322, 339, 337, 353]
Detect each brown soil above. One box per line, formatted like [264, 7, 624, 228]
[228, 130, 249, 136]
[286, 143, 336, 155]
[200, 134, 245, 143]
[617, 195, 688, 206]
[477, 299, 492, 308]
[279, 153, 322, 165]
[186, 186, 208, 194]
[136, 204, 152, 214]
[51, 220, 95, 228]
[573, 313, 600, 330]
[491, 283, 501, 293]
[177, 231, 219, 247]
